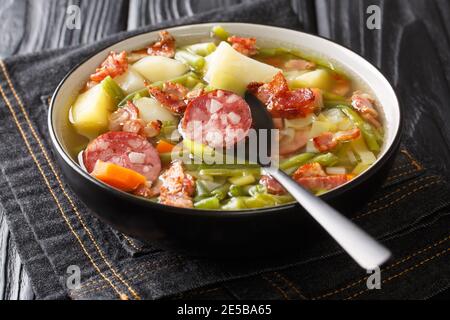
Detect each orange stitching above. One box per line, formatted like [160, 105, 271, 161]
[345, 247, 449, 300]
[0, 83, 125, 299]
[400, 149, 423, 171]
[179, 287, 222, 299]
[386, 168, 422, 182]
[261, 274, 290, 300]
[272, 271, 308, 300]
[0, 61, 140, 300]
[122, 234, 141, 251]
[352, 180, 442, 220]
[367, 176, 438, 207]
[312, 235, 450, 299]
[78, 254, 185, 290]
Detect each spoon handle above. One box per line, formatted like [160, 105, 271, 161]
[264, 167, 391, 270]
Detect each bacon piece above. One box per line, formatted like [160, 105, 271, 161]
[296, 175, 348, 191]
[185, 88, 205, 102]
[90, 51, 128, 83]
[123, 119, 145, 135]
[260, 175, 286, 195]
[351, 91, 381, 128]
[227, 36, 258, 56]
[284, 59, 316, 71]
[149, 82, 189, 114]
[147, 30, 176, 58]
[331, 73, 351, 97]
[313, 132, 337, 153]
[109, 101, 139, 131]
[133, 181, 160, 198]
[313, 128, 361, 152]
[143, 120, 162, 138]
[159, 161, 195, 208]
[292, 162, 348, 191]
[248, 72, 318, 119]
[292, 163, 326, 180]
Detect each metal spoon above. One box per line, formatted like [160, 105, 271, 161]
[245, 92, 391, 270]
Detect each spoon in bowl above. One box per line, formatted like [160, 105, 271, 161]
[245, 92, 391, 270]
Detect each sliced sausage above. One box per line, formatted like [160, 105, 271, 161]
[180, 89, 252, 148]
[83, 131, 161, 182]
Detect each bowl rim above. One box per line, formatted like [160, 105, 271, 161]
[48, 22, 403, 217]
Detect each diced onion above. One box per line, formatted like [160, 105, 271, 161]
[228, 112, 241, 124]
[128, 152, 146, 164]
[209, 99, 223, 113]
[326, 167, 346, 175]
[324, 108, 344, 124]
[306, 139, 318, 153]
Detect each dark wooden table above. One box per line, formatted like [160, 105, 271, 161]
[0, 0, 448, 300]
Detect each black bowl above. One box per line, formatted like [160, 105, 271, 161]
[48, 23, 402, 257]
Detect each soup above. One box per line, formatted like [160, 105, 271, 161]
[67, 26, 384, 210]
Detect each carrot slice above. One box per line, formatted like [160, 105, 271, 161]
[91, 160, 146, 192]
[156, 140, 175, 153]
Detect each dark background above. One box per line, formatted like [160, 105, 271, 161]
[0, 0, 448, 300]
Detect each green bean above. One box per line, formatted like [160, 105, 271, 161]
[184, 42, 217, 56]
[175, 50, 205, 72]
[200, 168, 261, 177]
[228, 174, 256, 186]
[211, 183, 231, 201]
[149, 72, 196, 89]
[194, 196, 220, 209]
[118, 88, 149, 106]
[221, 197, 247, 210]
[185, 75, 202, 89]
[279, 153, 315, 170]
[247, 184, 267, 197]
[322, 92, 351, 108]
[243, 196, 269, 208]
[102, 76, 125, 105]
[228, 185, 246, 197]
[308, 152, 339, 167]
[254, 193, 294, 205]
[195, 180, 211, 198]
[324, 100, 351, 108]
[211, 25, 229, 41]
[337, 105, 380, 152]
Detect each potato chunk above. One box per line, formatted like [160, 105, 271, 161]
[71, 83, 116, 140]
[204, 42, 280, 95]
[133, 97, 177, 123]
[132, 56, 189, 83]
[291, 69, 332, 90]
[113, 66, 146, 94]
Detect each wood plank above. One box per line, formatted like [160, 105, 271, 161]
[0, 0, 130, 300]
[127, 0, 317, 32]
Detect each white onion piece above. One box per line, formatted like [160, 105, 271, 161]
[285, 114, 315, 129]
[326, 167, 346, 175]
[347, 149, 357, 164]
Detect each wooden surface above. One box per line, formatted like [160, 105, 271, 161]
[0, 0, 448, 299]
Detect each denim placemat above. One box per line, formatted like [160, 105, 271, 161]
[0, 0, 449, 300]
